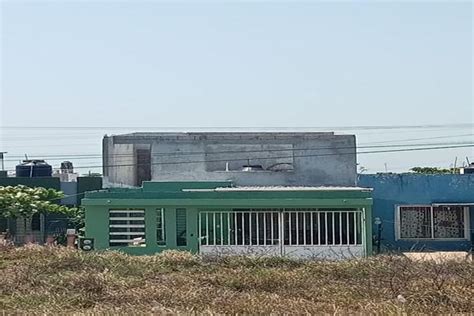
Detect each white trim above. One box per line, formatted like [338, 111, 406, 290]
[432, 203, 474, 206]
[109, 232, 145, 235]
[464, 206, 471, 241]
[110, 239, 146, 243]
[109, 217, 144, 221]
[185, 186, 372, 192]
[109, 210, 145, 214]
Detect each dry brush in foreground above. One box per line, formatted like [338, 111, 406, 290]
[0, 245, 472, 314]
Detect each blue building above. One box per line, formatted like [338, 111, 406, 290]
[358, 174, 474, 252]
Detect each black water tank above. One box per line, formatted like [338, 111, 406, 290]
[16, 160, 52, 177]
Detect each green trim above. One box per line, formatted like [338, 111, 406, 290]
[83, 198, 372, 207]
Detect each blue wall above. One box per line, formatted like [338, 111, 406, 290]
[358, 174, 474, 252]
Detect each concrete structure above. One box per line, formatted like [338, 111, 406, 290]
[83, 181, 373, 259]
[102, 132, 356, 187]
[358, 174, 474, 252]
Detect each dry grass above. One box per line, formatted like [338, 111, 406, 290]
[0, 245, 473, 314]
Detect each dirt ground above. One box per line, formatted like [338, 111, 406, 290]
[404, 251, 472, 263]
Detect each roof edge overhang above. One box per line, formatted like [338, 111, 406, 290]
[82, 197, 373, 207]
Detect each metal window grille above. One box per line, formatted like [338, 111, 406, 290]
[199, 209, 281, 246]
[399, 205, 467, 239]
[283, 209, 362, 246]
[199, 208, 362, 247]
[156, 208, 166, 245]
[109, 210, 146, 246]
[176, 208, 187, 246]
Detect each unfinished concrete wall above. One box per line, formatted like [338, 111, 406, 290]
[103, 132, 357, 187]
[103, 136, 136, 186]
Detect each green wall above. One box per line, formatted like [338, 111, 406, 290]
[83, 182, 373, 256]
[0, 177, 61, 190]
[86, 205, 372, 255]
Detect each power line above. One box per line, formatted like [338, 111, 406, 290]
[3, 140, 474, 162]
[1, 123, 473, 131]
[3, 143, 473, 172]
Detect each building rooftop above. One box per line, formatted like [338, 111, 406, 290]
[185, 186, 371, 192]
[105, 131, 354, 142]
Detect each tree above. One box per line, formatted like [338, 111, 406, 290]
[410, 167, 460, 174]
[0, 185, 73, 219]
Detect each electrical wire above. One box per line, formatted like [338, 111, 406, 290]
[3, 139, 474, 161]
[1, 122, 473, 130]
[3, 143, 473, 172]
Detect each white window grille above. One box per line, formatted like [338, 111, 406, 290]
[199, 208, 363, 247]
[109, 210, 146, 246]
[398, 205, 469, 240]
[283, 209, 363, 246]
[199, 210, 281, 246]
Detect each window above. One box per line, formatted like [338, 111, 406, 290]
[399, 206, 432, 239]
[157, 208, 166, 245]
[398, 205, 468, 239]
[433, 206, 465, 239]
[109, 210, 145, 246]
[136, 149, 151, 186]
[176, 208, 187, 246]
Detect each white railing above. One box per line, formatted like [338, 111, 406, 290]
[199, 208, 364, 259]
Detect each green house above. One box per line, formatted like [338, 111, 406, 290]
[83, 181, 373, 259]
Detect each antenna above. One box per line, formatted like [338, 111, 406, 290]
[467, 157, 471, 165]
[453, 157, 457, 174]
[24, 154, 28, 160]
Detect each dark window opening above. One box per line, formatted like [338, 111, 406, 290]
[176, 209, 187, 246]
[136, 149, 151, 186]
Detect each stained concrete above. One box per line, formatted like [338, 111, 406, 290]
[103, 132, 357, 187]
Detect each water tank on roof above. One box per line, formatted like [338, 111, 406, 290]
[16, 160, 52, 177]
[60, 161, 74, 173]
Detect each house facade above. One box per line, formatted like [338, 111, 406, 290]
[102, 132, 357, 187]
[83, 181, 373, 259]
[358, 174, 474, 252]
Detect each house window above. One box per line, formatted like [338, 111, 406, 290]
[109, 210, 146, 246]
[157, 208, 166, 245]
[433, 206, 465, 239]
[398, 205, 468, 239]
[176, 208, 187, 246]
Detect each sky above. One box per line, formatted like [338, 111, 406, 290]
[0, 1, 473, 173]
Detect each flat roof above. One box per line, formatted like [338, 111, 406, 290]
[184, 186, 372, 192]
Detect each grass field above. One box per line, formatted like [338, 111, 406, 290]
[0, 245, 472, 314]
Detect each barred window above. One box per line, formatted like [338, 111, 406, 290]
[398, 205, 467, 239]
[109, 210, 146, 247]
[157, 208, 166, 246]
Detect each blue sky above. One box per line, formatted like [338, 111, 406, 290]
[0, 1, 472, 172]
